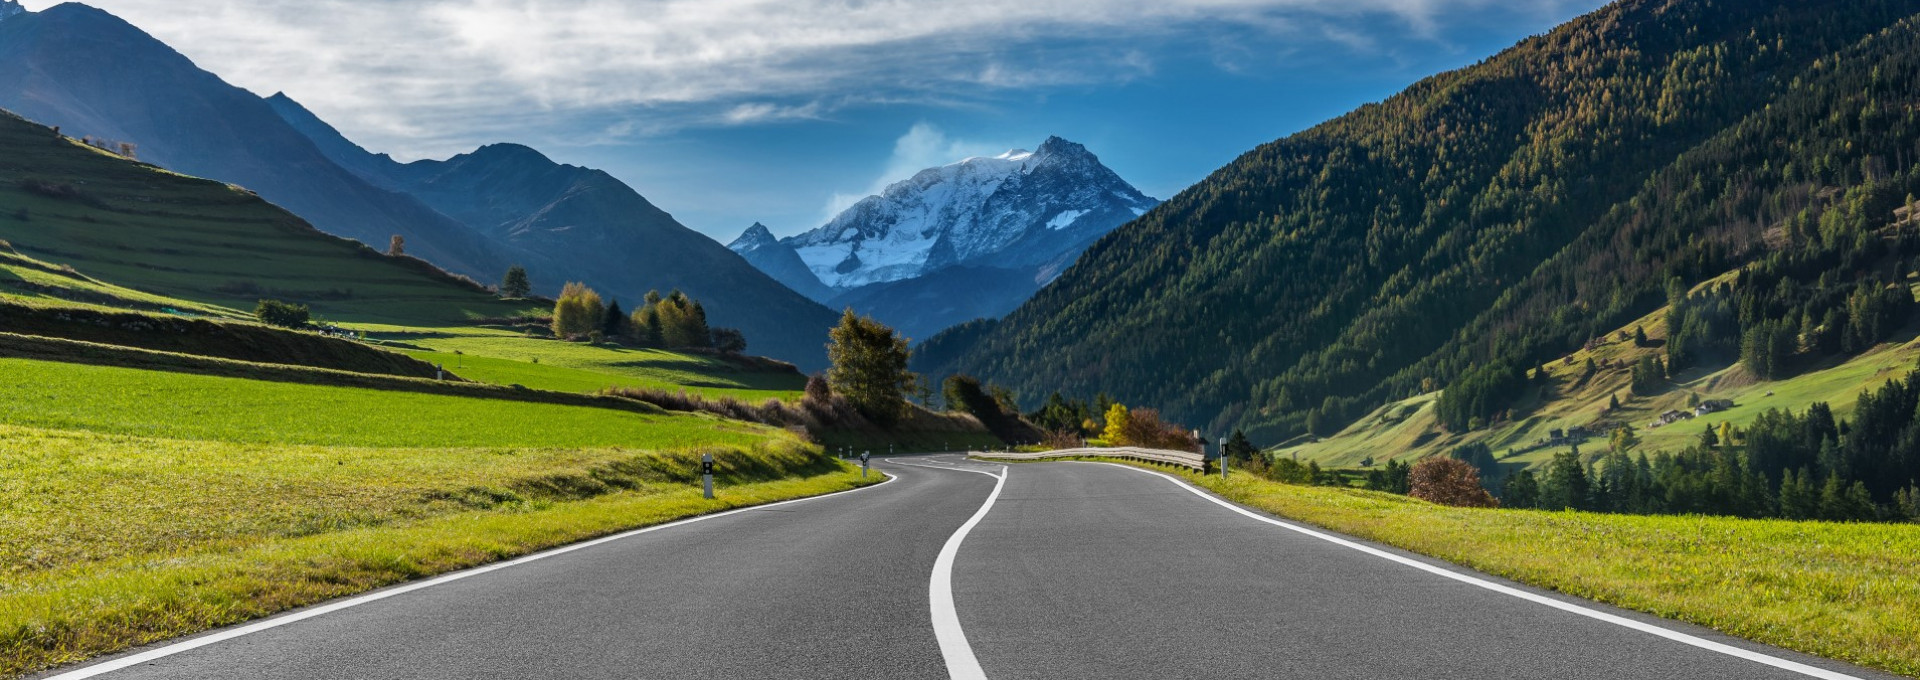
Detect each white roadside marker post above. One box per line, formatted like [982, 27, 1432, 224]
[861, 451, 870, 478]
[1219, 433, 1228, 480]
[701, 453, 715, 500]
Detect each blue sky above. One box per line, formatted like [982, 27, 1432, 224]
[32, 0, 1607, 241]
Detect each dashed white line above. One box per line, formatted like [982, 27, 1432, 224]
[42, 472, 899, 680]
[1096, 462, 1868, 680]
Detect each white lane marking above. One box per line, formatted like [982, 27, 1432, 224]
[44, 471, 900, 680]
[928, 464, 1008, 680]
[1095, 462, 1868, 680]
[885, 459, 1005, 479]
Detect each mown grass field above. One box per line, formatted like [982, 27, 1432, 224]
[0, 111, 538, 326]
[0, 357, 775, 449]
[365, 324, 807, 400]
[1109, 461, 1920, 677]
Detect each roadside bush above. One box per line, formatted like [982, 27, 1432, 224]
[1118, 408, 1200, 452]
[1408, 457, 1499, 508]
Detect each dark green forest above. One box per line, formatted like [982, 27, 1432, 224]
[918, 0, 1920, 450]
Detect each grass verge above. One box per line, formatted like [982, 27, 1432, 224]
[1, 443, 882, 679]
[1071, 458, 1920, 678]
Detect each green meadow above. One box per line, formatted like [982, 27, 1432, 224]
[367, 324, 807, 400]
[0, 357, 775, 449]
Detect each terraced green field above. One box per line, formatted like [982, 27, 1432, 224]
[367, 325, 807, 400]
[0, 357, 774, 449]
[0, 111, 536, 326]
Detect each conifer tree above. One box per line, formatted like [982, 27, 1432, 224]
[499, 266, 532, 299]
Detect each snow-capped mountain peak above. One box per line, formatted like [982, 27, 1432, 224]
[780, 136, 1156, 290]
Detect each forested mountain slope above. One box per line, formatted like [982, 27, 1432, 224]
[919, 0, 1920, 442]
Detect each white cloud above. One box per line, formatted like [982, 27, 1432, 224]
[820, 122, 1015, 224]
[20, 0, 1588, 159]
[721, 101, 827, 125]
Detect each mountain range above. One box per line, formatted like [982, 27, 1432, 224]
[0, 2, 837, 369]
[732, 137, 1156, 340]
[916, 0, 1920, 441]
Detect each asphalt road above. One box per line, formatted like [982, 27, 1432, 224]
[38, 455, 1902, 680]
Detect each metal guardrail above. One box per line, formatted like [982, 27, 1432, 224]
[969, 446, 1207, 471]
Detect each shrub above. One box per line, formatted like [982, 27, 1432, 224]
[1408, 457, 1499, 508]
[1118, 408, 1199, 452]
[254, 299, 310, 328]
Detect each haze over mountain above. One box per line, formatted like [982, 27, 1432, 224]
[916, 0, 1920, 441]
[734, 137, 1155, 340]
[0, 2, 837, 368]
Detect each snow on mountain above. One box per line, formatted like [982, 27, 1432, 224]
[778, 136, 1157, 290]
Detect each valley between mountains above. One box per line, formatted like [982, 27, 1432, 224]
[4, 0, 1920, 678]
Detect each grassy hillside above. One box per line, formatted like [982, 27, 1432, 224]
[0, 109, 533, 325]
[921, 0, 1920, 446]
[1281, 284, 1920, 471]
[1097, 461, 1920, 677]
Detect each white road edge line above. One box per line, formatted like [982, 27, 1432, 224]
[1094, 462, 1867, 680]
[43, 470, 901, 680]
[927, 464, 1008, 680]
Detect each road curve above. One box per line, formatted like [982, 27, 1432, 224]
[949, 458, 1897, 680]
[33, 455, 1902, 680]
[39, 461, 994, 680]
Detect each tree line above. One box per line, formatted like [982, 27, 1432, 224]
[547, 280, 745, 353]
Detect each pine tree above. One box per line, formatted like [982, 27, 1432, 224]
[1224, 429, 1258, 462]
[500, 266, 531, 299]
[603, 300, 627, 338]
[1502, 469, 1540, 509]
[1540, 450, 1589, 511]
